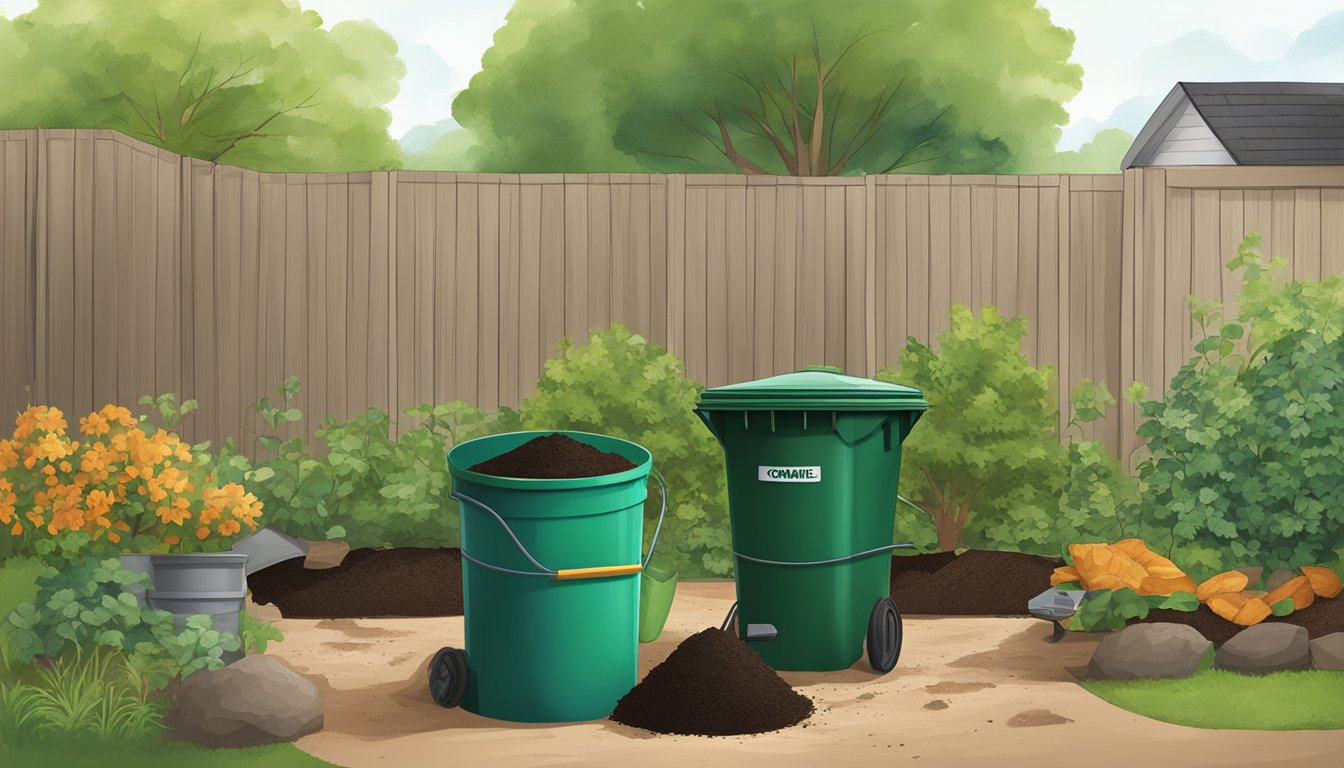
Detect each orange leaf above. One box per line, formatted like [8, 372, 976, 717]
[1301, 566, 1342, 599]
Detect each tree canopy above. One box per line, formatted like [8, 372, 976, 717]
[0, 0, 404, 171]
[453, 0, 1084, 174]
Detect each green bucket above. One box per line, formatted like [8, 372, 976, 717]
[444, 431, 665, 723]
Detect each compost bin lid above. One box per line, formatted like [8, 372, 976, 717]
[695, 365, 929, 411]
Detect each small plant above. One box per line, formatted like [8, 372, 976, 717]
[0, 402, 262, 563]
[1071, 587, 1152, 632]
[239, 609, 284, 655]
[1156, 592, 1201, 612]
[6, 557, 239, 690]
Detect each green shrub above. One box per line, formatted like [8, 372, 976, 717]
[1131, 233, 1344, 573]
[5, 558, 239, 690]
[878, 306, 1129, 554]
[518, 323, 731, 577]
[218, 377, 514, 550]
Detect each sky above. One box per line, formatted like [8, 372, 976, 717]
[3, 0, 1344, 149]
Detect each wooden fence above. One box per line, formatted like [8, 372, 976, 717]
[2, 129, 1342, 462]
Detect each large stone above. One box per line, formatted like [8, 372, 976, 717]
[1310, 632, 1344, 670]
[303, 539, 351, 569]
[169, 655, 323, 747]
[1264, 568, 1297, 593]
[1215, 624, 1311, 675]
[1086, 623, 1211, 680]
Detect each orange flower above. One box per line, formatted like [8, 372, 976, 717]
[216, 519, 242, 537]
[9, 522, 20, 536]
[35, 407, 67, 433]
[79, 412, 110, 436]
[164, 535, 180, 545]
[195, 526, 210, 540]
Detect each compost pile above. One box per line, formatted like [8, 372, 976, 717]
[890, 549, 1061, 615]
[469, 433, 636, 478]
[249, 547, 463, 618]
[610, 628, 813, 736]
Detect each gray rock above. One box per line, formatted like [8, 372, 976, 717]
[1264, 568, 1297, 593]
[169, 655, 323, 747]
[1233, 566, 1263, 589]
[1086, 623, 1211, 680]
[303, 539, 351, 570]
[1310, 632, 1344, 671]
[1215, 624, 1311, 675]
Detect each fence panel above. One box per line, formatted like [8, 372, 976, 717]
[5, 130, 1344, 466]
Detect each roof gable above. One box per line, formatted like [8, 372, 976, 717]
[1123, 82, 1344, 168]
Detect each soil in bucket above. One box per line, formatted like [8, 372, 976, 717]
[610, 628, 814, 736]
[469, 433, 636, 478]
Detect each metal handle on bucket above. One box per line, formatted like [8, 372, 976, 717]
[451, 470, 668, 581]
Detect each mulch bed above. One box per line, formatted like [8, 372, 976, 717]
[247, 547, 463, 619]
[1135, 597, 1344, 646]
[890, 549, 1063, 616]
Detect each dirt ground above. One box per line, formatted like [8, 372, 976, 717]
[268, 582, 1344, 768]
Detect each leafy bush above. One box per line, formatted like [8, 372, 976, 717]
[0, 399, 262, 564]
[217, 377, 514, 550]
[517, 323, 731, 577]
[1131, 234, 1344, 573]
[5, 558, 239, 690]
[878, 306, 1129, 554]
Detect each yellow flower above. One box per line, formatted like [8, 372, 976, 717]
[34, 433, 70, 461]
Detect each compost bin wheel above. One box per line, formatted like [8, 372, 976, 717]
[866, 597, 903, 673]
[428, 647, 469, 708]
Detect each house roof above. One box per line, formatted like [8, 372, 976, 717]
[1121, 82, 1344, 168]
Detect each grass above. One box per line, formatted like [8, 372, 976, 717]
[1081, 668, 1344, 730]
[2, 743, 343, 767]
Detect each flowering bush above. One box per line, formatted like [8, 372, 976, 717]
[0, 404, 262, 561]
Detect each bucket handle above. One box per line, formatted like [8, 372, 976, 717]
[450, 470, 668, 581]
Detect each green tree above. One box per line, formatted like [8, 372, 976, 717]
[1041, 128, 1134, 174]
[453, 0, 1083, 174]
[0, 0, 404, 171]
[1131, 233, 1344, 574]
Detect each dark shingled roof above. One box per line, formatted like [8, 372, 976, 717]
[1181, 82, 1344, 165]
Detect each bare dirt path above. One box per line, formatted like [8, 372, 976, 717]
[269, 582, 1344, 768]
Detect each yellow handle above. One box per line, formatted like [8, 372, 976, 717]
[554, 564, 643, 581]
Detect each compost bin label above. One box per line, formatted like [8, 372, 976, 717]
[758, 465, 821, 483]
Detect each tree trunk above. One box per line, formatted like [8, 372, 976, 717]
[933, 509, 963, 553]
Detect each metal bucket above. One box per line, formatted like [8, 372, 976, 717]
[120, 552, 249, 664]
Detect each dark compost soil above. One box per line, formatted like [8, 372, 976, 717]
[890, 549, 1063, 615]
[1134, 597, 1344, 646]
[469, 433, 636, 478]
[247, 547, 463, 619]
[610, 627, 813, 736]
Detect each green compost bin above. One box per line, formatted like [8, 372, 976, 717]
[441, 431, 662, 723]
[695, 366, 927, 672]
